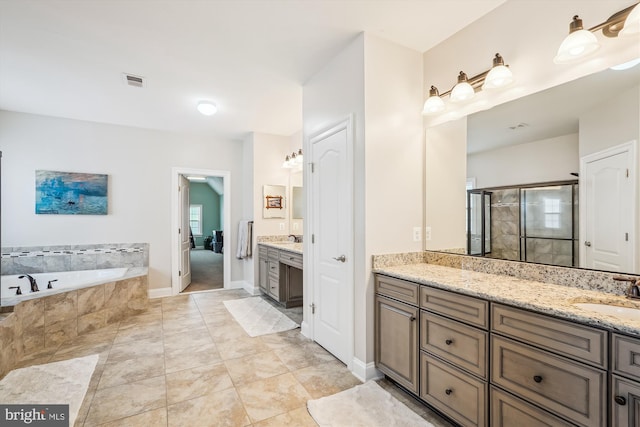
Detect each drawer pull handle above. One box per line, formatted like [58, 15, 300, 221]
[614, 395, 627, 406]
[445, 339, 453, 345]
[533, 375, 543, 383]
[445, 388, 453, 395]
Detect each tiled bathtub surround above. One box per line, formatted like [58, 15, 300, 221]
[0, 272, 148, 380]
[372, 250, 640, 296]
[1, 243, 149, 275]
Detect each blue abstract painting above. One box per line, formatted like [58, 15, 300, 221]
[36, 171, 108, 215]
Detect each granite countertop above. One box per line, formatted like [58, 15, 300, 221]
[375, 263, 640, 337]
[258, 242, 303, 255]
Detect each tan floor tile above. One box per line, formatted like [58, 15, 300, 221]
[163, 327, 213, 354]
[167, 387, 250, 427]
[98, 354, 165, 389]
[84, 376, 166, 426]
[201, 311, 235, 326]
[293, 360, 362, 398]
[216, 335, 269, 360]
[162, 315, 207, 335]
[165, 362, 234, 404]
[208, 323, 248, 343]
[260, 329, 311, 350]
[107, 336, 164, 363]
[118, 312, 162, 329]
[236, 372, 312, 423]
[164, 343, 222, 374]
[272, 344, 318, 370]
[253, 406, 318, 427]
[113, 323, 163, 345]
[225, 351, 288, 385]
[93, 407, 168, 427]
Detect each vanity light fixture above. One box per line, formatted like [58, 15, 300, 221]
[554, 3, 640, 64]
[197, 101, 218, 116]
[422, 53, 513, 115]
[282, 155, 293, 169]
[281, 149, 303, 169]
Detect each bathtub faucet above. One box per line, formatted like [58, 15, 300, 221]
[18, 274, 39, 292]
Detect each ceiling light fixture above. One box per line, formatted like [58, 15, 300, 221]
[554, 3, 640, 64]
[610, 57, 640, 70]
[422, 53, 513, 115]
[197, 101, 218, 116]
[187, 176, 206, 181]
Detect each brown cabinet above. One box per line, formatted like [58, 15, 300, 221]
[375, 294, 419, 394]
[258, 248, 268, 293]
[611, 375, 640, 426]
[258, 244, 303, 307]
[490, 386, 573, 427]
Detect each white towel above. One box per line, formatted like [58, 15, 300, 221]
[236, 220, 251, 259]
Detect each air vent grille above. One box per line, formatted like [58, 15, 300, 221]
[123, 73, 145, 88]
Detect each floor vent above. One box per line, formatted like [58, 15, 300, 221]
[123, 73, 145, 88]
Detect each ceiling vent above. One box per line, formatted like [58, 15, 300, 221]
[508, 122, 529, 130]
[122, 73, 145, 88]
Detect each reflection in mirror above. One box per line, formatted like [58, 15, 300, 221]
[428, 64, 640, 275]
[263, 184, 287, 219]
[292, 186, 303, 219]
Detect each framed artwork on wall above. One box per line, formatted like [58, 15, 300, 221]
[35, 170, 108, 215]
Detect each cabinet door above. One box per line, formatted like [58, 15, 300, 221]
[612, 375, 640, 427]
[258, 258, 268, 292]
[375, 295, 419, 393]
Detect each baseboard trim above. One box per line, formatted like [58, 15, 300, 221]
[351, 357, 383, 382]
[229, 280, 261, 296]
[300, 321, 311, 339]
[148, 287, 172, 299]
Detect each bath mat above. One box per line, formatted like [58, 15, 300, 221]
[0, 354, 99, 427]
[307, 381, 434, 427]
[223, 297, 299, 337]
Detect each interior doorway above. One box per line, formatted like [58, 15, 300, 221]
[171, 167, 231, 295]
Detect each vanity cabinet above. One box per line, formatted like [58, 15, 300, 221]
[257, 244, 303, 308]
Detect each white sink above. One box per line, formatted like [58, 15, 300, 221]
[573, 303, 640, 321]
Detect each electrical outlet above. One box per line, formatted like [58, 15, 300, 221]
[413, 227, 422, 242]
[293, 222, 299, 230]
[279, 223, 285, 230]
[425, 226, 432, 241]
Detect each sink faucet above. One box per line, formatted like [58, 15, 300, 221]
[18, 274, 39, 292]
[613, 276, 640, 299]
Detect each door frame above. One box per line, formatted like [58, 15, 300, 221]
[579, 140, 637, 273]
[171, 167, 231, 295]
[303, 115, 355, 369]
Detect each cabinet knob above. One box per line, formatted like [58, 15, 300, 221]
[409, 316, 416, 322]
[445, 388, 453, 395]
[614, 395, 627, 406]
[445, 339, 453, 345]
[533, 375, 543, 383]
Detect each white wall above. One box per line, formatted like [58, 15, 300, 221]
[425, 119, 468, 251]
[468, 133, 579, 189]
[0, 110, 245, 290]
[363, 34, 424, 363]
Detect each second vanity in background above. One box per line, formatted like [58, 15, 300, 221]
[258, 242, 303, 307]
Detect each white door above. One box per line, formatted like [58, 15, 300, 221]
[310, 119, 353, 365]
[179, 175, 192, 291]
[581, 142, 636, 272]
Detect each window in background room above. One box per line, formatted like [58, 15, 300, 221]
[190, 204, 203, 236]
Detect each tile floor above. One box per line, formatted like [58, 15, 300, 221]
[12, 289, 453, 426]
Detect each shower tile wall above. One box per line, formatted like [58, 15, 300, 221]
[489, 189, 520, 261]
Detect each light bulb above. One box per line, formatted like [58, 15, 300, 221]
[197, 101, 218, 116]
[554, 16, 600, 64]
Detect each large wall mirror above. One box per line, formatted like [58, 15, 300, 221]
[426, 63, 640, 275]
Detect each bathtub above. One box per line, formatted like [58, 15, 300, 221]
[1, 268, 128, 306]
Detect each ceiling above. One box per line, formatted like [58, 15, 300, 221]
[467, 63, 640, 154]
[0, 0, 505, 141]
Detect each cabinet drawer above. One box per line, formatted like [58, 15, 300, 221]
[490, 386, 573, 427]
[492, 304, 607, 368]
[420, 286, 488, 329]
[268, 276, 280, 300]
[258, 246, 268, 257]
[375, 275, 419, 306]
[280, 251, 303, 269]
[375, 295, 419, 394]
[612, 333, 640, 381]
[268, 260, 279, 278]
[420, 352, 487, 427]
[420, 311, 487, 379]
[491, 335, 605, 427]
[268, 248, 280, 261]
